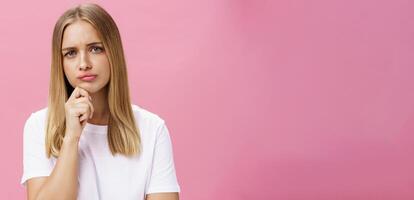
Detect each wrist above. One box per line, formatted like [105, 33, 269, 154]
[63, 134, 80, 144]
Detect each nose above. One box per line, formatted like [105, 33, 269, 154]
[78, 51, 92, 71]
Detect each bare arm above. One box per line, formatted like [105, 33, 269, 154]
[26, 87, 93, 200]
[27, 136, 80, 200]
[146, 192, 179, 200]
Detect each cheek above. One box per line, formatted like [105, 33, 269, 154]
[100, 64, 111, 83]
[63, 62, 77, 81]
[93, 57, 111, 79]
[95, 56, 109, 68]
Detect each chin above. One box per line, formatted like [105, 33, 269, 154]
[77, 83, 105, 94]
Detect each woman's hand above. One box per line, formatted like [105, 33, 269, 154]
[64, 86, 94, 140]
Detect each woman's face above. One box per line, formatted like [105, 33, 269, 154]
[61, 20, 110, 94]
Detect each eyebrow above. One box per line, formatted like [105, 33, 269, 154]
[62, 42, 103, 51]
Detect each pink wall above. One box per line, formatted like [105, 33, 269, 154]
[1, 0, 414, 199]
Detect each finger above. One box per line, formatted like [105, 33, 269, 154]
[79, 113, 89, 123]
[67, 87, 80, 102]
[78, 107, 91, 122]
[69, 86, 90, 101]
[73, 97, 94, 119]
[74, 104, 89, 117]
[79, 114, 86, 123]
[78, 104, 93, 120]
[67, 104, 87, 118]
[81, 119, 87, 127]
[73, 97, 91, 106]
[75, 87, 90, 99]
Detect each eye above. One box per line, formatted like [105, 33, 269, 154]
[90, 46, 104, 54]
[64, 50, 76, 58]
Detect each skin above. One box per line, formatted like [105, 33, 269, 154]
[62, 20, 110, 126]
[26, 20, 178, 200]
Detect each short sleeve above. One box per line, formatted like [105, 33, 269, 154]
[20, 113, 54, 187]
[145, 122, 181, 194]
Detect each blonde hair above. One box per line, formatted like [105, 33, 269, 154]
[46, 3, 141, 158]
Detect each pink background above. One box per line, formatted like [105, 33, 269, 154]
[1, 0, 414, 199]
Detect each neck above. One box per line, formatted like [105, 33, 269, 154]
[88, 87, 109, 125]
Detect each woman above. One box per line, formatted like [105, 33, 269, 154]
[21, 3, 180, 200]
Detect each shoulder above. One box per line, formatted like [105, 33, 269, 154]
[131, 104, 168, 140]
[23, 107, 49, 144]
[25, 105, 166, 133]
[24, 107, 48, 129]
[26, 105, 163, 125]
[132, 104, 166, 126]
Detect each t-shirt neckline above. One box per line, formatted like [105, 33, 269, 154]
[83, 122, 108, 134]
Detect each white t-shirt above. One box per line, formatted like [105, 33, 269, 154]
[21, 104, 180, 200]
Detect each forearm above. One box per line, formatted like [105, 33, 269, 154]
[35, 135, 80, 200]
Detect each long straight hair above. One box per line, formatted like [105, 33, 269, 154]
[45, 3, 141, 158]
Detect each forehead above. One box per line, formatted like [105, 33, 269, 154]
[62, 20, 101, 48]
